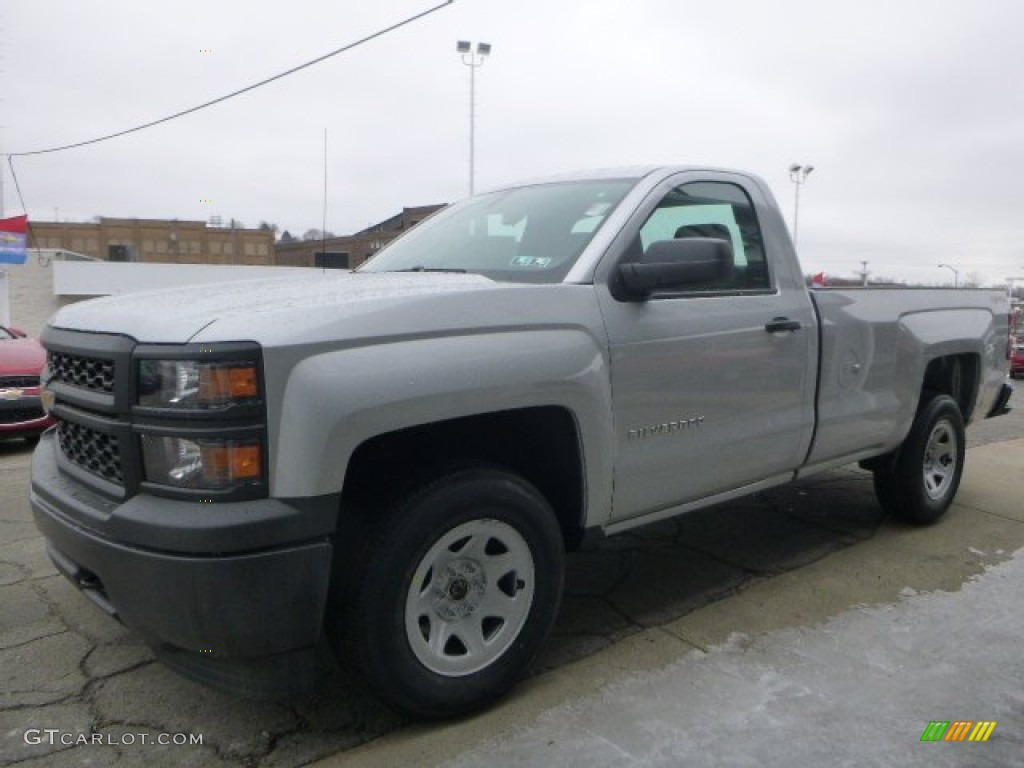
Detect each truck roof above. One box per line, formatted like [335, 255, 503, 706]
[489, 165, 748, 191]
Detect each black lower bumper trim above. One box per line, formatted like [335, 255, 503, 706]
[32, 487, 333, 657]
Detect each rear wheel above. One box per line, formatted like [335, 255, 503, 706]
[339, 468, 565, 719]
[872, 394, 965, 525]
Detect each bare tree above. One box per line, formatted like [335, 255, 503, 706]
[961, 271, 983, 289]
[302, 228, 335, 241]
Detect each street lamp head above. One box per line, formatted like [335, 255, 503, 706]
[789, 163, 802, 174]
[456, 40, 471, 53]
[804, 165, 814, 175]
[477, 42, 492, 57]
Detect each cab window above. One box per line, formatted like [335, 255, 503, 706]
[636, 180, 771, 293]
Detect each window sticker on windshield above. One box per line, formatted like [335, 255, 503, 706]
[510, 256, 552, 268]
[584, 202, 612, 217]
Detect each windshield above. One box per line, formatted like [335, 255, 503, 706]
[358, 179, 635, 283]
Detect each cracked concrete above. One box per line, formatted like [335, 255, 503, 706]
[2, 406, 1021, 766]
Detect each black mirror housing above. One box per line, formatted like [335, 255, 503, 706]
[617, 237, 733, 300]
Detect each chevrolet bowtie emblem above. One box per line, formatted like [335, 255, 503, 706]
[1, 388, 24, 401]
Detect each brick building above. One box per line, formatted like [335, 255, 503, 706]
[29, 218, 275, 265]
[275, 205, 444, 270]
[27, 203, 444, 270]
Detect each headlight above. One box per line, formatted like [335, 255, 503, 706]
[138, 360, 260, 409]
[141, 435, 263, 490]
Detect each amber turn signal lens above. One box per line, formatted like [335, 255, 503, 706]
[201, 443, 262, 484]
[228, 367, 259, 398]
[198, 365, 259, 404]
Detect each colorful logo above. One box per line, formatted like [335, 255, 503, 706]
[920, 721, 997, 742]
[0, 214, 28, 265]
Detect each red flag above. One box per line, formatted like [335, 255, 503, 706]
[811, 271, 826, 288]
[0, 215, 29, 265]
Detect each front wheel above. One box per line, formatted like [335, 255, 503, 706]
[340, 468, 565, 719]
[873, 394, 965, 525]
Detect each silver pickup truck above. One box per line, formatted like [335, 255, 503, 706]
[30, 166, 1014, 718]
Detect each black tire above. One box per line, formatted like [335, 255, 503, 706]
[872, 394, 965, 525]
[339, 468, 565, 719]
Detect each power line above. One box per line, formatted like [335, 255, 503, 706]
[8, 0, 453, 158]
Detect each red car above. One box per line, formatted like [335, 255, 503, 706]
[1012, 337, 1024, 379]
[0, 325, 54, 441]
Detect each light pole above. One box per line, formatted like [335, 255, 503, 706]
[788, 163, 814, 248]
[457, 40, 492, 196]
[938, 263, 959, 288]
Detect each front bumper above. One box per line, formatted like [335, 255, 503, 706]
[30, 430, 338, 694]
[0, 392, 53, 436]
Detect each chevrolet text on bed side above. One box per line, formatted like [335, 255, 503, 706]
[30, 166, 1014, 718]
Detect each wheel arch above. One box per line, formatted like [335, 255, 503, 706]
[340, 406, 588, 551]
[921, 352, 979, 421]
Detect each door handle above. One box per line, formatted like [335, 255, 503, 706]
[765, 317, 802, 333]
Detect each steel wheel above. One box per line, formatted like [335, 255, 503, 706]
[922, 420, 958, 500]
[872, 393, 965, 525]
[405, 519, 535, 676]
[339, 467, 565, 719]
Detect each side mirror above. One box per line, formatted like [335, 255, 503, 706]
[617, 237, 733, 300]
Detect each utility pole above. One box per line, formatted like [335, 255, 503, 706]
[860, 260, 870, 287]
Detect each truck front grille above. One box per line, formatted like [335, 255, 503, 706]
[48, 351, 115, 394]
[0, 407, 46, 424]
[0, 376, 40, 389]
[57, 420, 123, 486]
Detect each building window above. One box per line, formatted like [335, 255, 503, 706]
[143, 240, 154, 254]
[211, 242, 221, 255]
[108, 244, 133, 262]
[257, 243, 268, 256]
[315, 252, 350, 269]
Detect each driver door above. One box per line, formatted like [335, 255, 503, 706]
[596, 174, 817, 524]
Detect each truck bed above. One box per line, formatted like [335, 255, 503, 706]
[805, 288, 1010, 471]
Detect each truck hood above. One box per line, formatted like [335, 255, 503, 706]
[50, 272, 524, 345]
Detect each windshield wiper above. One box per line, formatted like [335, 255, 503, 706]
[393, 266, 468, 274]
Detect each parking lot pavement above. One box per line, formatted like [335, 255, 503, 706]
[2, 406, 1021, 767]
[405, 547, 1024, 768]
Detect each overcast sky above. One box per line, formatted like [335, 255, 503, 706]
[3, 0, 1023, 285]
